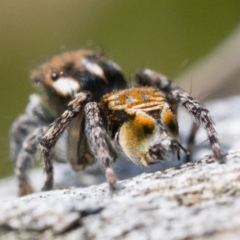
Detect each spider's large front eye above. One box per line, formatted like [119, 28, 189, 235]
[51, 72, 59, 81]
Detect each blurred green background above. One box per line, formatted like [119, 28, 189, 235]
[1, 0, 240, 178]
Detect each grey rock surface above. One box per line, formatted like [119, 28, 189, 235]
[1, 94, 240, 239]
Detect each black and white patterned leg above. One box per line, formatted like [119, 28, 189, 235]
[172, 89, 223, 160]
[40, 92, 91, 191]
[84, 102, 117, 194]
[14, 128, 43, 196]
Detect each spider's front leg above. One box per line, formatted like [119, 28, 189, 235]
[84, 102, 117, 193]
[40, 92, 91, 191]
[136, 69, 223, 161]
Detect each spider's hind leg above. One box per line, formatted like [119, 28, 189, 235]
[10, 115, 45, 196]
[135, 69, 223, 161]
[171, 88, 223, 160]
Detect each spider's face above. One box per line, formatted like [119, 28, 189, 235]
[30, 50, 127, 115]
[101, 87, 179, 166]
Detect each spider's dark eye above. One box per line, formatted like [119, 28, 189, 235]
[51, 72, 58, 81]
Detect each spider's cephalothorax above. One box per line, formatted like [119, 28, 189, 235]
[10, 50, 223, 197]
[10, 50, 127, 196]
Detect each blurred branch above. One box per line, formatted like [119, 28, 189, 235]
[177, 24, 240, 100]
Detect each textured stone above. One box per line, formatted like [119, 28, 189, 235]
[1, 94, 240, 239]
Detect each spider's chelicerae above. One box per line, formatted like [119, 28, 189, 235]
[10, 49, 223, 196]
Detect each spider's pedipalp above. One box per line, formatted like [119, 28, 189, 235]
[40, 91, 91, 191]
[84, 102, 117, 192]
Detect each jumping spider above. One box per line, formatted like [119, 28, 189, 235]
[10, 49, 222, 196]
